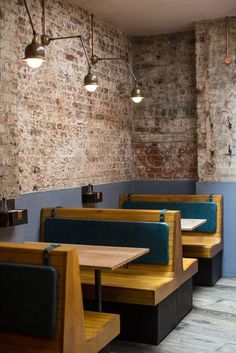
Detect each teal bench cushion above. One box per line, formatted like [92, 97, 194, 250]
[123, 201, 217, 233]
[0, 262, 57, 338]
[44, 218, 169, 265]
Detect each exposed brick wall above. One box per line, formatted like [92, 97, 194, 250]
[131, 31, 197, 180]
[2, 1, 235, 196]
[0, 0, 20, 197]
[1, 0, 134, 195]
[196, 17, 236, 182]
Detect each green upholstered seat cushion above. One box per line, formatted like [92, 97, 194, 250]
[0, 262, 57, 338]
[123, 201, 217, 233]
[44, 218, 169, 265]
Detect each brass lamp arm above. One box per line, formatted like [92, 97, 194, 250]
[94, 56, 138, 85]
[79, 36, 92, 68]
[96, 57, 127, 61]
[122, 57, 138, 84]
[41, 0, 92, 67]
[45, 35, 91, 67]
[90, 14, 138, 85]
[50, 35, 83, 41]
[23, 0, 37, 36]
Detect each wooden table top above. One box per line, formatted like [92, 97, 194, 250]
[181, 218, 207, 231]
[71, 244, 149, 271]
[27, 242, 149, 271]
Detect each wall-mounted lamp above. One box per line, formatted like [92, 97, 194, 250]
[22, 2, 144, 103]
[22, 0, 91, 76]
[22, 0, 46, 68]
[89, 15, 144, 103]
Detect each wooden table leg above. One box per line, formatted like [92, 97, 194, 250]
[95, 269, 102, 312]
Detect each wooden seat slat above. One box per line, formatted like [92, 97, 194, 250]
[82, 269, 173, 289]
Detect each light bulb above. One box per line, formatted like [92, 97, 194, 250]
[26, 58, 44, 69]
[84, 84, 98, 92]
[131, 96, 144, 104]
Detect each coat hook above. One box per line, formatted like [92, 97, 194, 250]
[224, 145, 232, 156]
[227, 116, 232, 129]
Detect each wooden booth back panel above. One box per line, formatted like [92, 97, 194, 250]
[41, 208, 183, 277]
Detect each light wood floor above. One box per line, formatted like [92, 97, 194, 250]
[109, 278, 236, 353]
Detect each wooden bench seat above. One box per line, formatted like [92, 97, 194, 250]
[120, 194, 223, 285]
[40, 207, 197, 344]
[182, 235, 222, 258]
[81, 259, 197, 306]
[0, 242, 120, 353]
[81, 268, 175, 306]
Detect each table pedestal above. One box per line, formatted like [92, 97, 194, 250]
[95, 269, 102, 312]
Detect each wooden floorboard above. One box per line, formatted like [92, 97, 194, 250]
[108, 278, 236, 353]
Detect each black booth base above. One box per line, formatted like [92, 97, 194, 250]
[84, 278, 193, 345]
[193, 251, 222, 286]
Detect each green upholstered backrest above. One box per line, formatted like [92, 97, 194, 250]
[0, 262, 57, 338]
[44, 218, 169, 265]
[123, 200, 217, 233]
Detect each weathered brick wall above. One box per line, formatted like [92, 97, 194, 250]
[196, 17, 236, 181]
[0, 0, 20, 197]
[1, 0, 134, 195]
[131, 32, 197, 180]
[3, 1, 235, 195]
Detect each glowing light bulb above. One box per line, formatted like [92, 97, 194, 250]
[26, 58, 44, 69]
[84, 84, 98, 92]
[131, 96, 144, 104]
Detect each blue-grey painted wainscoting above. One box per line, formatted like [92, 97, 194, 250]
[196, 182, 236, 277]
[0, 181, 133, 243]
[0, 180, 193, 244]
[132, 180, 196, 194]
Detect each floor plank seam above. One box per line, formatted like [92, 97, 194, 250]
[191, 305, 236, 320]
